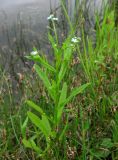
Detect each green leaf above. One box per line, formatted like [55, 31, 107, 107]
[41, 115, 52, 137]
[23, 138, 41, 153]
[27, 112, 51, 138]
[27, 111, 43, 129]
[27, 100, 44, 115]
[48, 33, 59, 56]
[34, 64, 54, 99]
[58, 61, 68, 83]
[65, 83, 90, 105]
[90, 149, 109, 159]
[21, 117, 28, 138]
[56, 82, 67, 123]
[101, 138, 114, 148]
[58, 46, 72, 83]
[28, 54, 56, 72]
[83, 120, 90, 131]
[58, 82, 67, 107]
[63, 46, 72, 61]
[34, 64, 51, 89]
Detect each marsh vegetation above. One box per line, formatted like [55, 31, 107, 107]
[0, 0, 118, 159]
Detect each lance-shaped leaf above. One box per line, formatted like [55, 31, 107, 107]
[64, 83, 90, 106]
[58, 61, 68, 84]
[23, 138, 42, 153]
[27, 100, 44, 115]
[27, 54, 56, 72]
[56, 82, 67, 123]
[27, 112, 51, 138]
[48, 33, 59, 56]
[58, 46, 72, 83]
[34, 64, 54, 100]
[21, 117, 28, 138]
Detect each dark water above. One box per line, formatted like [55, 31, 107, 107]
[0, 0, 60, 71]
[0, 0, 61, 99]
[0, 0, 110, 67]
[0, 0, 59, 43]
[0, 0, 59, 26]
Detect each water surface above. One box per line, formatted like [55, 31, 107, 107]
[0, 0, 60, 76]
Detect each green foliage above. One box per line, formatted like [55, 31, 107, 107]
[0, 2, 118, 160]
[115, 0, 118, 27]
[22, 33, 89, 158]
[76, 7, 118, 160]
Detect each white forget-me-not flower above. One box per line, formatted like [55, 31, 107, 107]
[71, 37, 81, 43]
[47, 14, 58, 21]
[30, 51, 38, 56]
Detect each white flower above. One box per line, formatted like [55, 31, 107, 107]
[52, 17, 58, 21]
[47, 14, 54, 20]
[47, 14, 58, 21]
[30, 51, 38, 56]
[71, 37, 81, 43]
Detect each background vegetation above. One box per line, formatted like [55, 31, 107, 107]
[0, 1, 118, 160]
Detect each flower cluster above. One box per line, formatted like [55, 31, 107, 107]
[30, 51, 38, 56]
[71, 37, 81, 43]
[47, 14, 58, 21]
